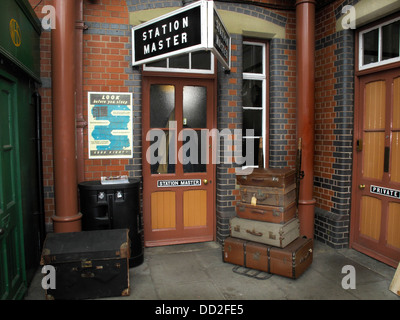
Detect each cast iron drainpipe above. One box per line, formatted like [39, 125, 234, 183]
[51, 0, 82, 232]
[296, 0, 316, 239]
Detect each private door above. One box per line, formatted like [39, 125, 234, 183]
[351, 68, 400, 267]
[142, 76, 215, 246]
[0, 74, 26, 299]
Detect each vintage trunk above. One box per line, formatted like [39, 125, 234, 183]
[236, 168, 296, 188]
[229, 217, 300, 248]
[268, 237, 313, 279]
[239, 184, 296, 207]
[246, 241, 270, 272]
[223, 237, 246, 266]
[223, 236, 313, 279]
[236, 201, 297, 224]
[40, 229, 130, 300]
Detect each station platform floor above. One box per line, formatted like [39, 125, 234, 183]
[24, 239, 399, 301]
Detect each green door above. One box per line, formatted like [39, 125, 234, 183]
[0, 74, 26, 300]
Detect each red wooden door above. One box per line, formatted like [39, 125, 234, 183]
[351, 69, 400, 267]
[142, 76, 215, 246]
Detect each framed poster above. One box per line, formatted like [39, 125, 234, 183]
[88, 92, 133, 159]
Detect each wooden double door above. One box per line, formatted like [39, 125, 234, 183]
[352, 68, 400, 267]
[142, 76, 216, 246]
[0, 74, 26, 299]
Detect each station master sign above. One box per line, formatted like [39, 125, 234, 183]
[131, 0, 231, 70]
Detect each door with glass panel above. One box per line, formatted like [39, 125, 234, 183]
[142, 77, 215, 246]
[351, 69, 400, 267]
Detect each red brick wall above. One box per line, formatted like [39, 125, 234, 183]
[29, 0, 133, 226]
[82, 0, 131, 182]
[315, 0, 338, 212]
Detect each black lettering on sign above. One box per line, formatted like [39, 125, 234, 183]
[157, 179, 202, 188]
[370, 185, 400, 199]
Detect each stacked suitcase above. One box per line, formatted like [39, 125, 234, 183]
[223, 168, 313, 279]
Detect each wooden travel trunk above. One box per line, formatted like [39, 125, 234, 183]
[40, 229, 130, 300]
[236, 201, 297, 224]
[269, 237, 313, 279]
[236, 168, 296, 188]
[239, 184, 296, 207]
[229, 217, 300, 248]
[223, 236, 313, 279]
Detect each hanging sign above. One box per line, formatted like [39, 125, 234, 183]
[131, 0, 231, 70]
[207, 1, 230, 70]
[370, 185, 400, 199]
[88, 92, 133, 159]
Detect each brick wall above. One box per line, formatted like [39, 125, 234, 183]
[314, 0, 356, 248]
[30, 0, 141, 228]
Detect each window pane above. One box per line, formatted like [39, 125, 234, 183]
[191, 51, 211, 70]
[243, 44, 263, 73]
[242, 138, 259, 167]
[363, 29, 379, 65]
[382, 21, 400, 60]
[146, 59, 167, 68]
[182, 130, 207, 173]
[243, 109, 262, 137]
[150, 130, 176, 174]
[183, 86, 207, 128]
[242, 79, 263, 108]
[169, 53, 189, 69]
[150, 85, 175, 128]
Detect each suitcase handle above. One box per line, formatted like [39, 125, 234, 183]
[251, 177, 279, 183]
[250, 209, 266, 215]
[246, 229, 263, 237]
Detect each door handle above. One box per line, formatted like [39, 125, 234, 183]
[203, 179, 208, 185]
[359, 184, 366, 190]
[0, 228, 5, 236]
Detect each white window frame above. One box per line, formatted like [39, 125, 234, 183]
[242, 40, 267, 168]
[143, 51, 215, 74]
[359, 16, 400, 71]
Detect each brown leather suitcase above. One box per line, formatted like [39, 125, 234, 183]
[269, 237, 313, 279]
[223, 236, 313, 279]
[236, 201, 297, 224]
[239, 184, 296, 207]
[236, 168, 296, 188]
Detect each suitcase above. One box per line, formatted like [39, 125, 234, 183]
[229, 217, 300, 248]
[223, 236, 313, 279]
[236, 168, 296, 188]
[236, 201, 297, 224]
[239, 184, 296, 207]
[268, 237, 313, 279]
[40, 229, 130, 300]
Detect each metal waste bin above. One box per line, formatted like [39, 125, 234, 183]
[78, 179, 143, 267]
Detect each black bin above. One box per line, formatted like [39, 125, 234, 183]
[78, 179, 143, 267]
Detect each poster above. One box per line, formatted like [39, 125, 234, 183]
[88, 92, 133, 159]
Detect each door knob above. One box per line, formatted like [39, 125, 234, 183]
[203, 179, 208, 185]
[0, 228, 4, 236]
[359, 184, 366, 190]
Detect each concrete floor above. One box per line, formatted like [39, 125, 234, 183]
[25, 239, 399, 301]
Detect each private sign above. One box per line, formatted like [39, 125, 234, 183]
[131, 0, 231, 70]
